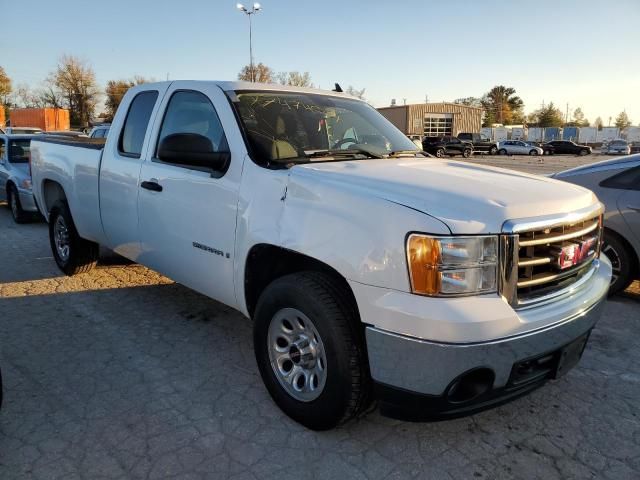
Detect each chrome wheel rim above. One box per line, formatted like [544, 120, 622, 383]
[54, 216, 70, 262]
[602, 242, 621, 286]
[9, 191, 18, 218]
[267, 308, 327, 402]
[436, 149, 444, 158]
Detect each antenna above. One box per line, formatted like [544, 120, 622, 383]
[332, 83, 343, 93]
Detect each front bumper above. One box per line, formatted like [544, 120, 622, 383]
[18, 188, 38, 212]
[357, 256, 610, 415]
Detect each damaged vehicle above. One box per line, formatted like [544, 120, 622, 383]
[30, 81, 610, 430]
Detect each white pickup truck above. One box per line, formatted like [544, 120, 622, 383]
[31, 81, 611, 430]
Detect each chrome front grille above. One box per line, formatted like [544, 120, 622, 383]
[500, 204, 604, 309]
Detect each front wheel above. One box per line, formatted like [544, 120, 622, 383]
[462, 148, 472, 158]
[253, 271, 371, 430]
[489, 146, 498, 155]
[49, 201, 99, 275]
[602, 231, 636, 295]
[498, 148, 507, 155]
[435, 148, 445, 158]
[529, 149, 539, 156]
[579, 149, 589, 156]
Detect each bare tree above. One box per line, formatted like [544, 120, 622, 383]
[345, 86, 366, 100]
[238, 63, 274, 83]
[105, 76, 152, 121]
[276, 71, 313, 88]
[50, 55, 101, 127]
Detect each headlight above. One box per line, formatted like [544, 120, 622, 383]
[21, 178, 32, 190]
[406, 234, 498, 296]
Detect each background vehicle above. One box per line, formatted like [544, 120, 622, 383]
[547, 140, 591, 156]
[30, 81, 609, 430]
[42, 131, 88, 138]
[526, 141, 554, 155]
[497, 140, 543, 156]
[603, 139, 631, 155]
[88, 125, 110, 139]
[5, 127, 43, 135]
[457, 132, 498, 155]
[0, 134, 38, 223]
[553, 155, 640, 294]
[422, 136, 473, 157]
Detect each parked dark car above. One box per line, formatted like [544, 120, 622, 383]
[422, 136, 473, 158]
[547, 140, 591, 156]
[457, 132, 498, 155]
[526, 141, 555, 155]
[552, 155, 640, 294]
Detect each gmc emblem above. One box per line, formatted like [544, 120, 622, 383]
[554, 236, 598, 270]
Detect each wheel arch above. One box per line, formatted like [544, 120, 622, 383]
[42, 180, 68, 218]
[244, 243, 361, 321]
[604, 226, 640, 278]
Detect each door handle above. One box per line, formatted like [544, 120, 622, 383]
[140, 180, 163, 192]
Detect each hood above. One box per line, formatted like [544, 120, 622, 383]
[292, 158, 598, 234]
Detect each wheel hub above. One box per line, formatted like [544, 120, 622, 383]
[267, 308, 327, 402]
[54, 216, 70, 262]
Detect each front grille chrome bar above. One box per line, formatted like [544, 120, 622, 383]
[518, 220, 599, 247]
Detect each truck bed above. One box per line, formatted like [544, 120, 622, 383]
[34, 135, 106, 150]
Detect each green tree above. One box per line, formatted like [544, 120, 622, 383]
[481, 86, 525, 125]
[50, 55, 101, 127]
[570, 107, 589, 127]
[614, 111, 632, 129]
[276, 71, 313, 88]
[238, 63, 274, 83]
[529, 102, 565, 127]
[0, 66, 11, 106]
[593, 116, 603, 130]
[104, 76, 151, 121]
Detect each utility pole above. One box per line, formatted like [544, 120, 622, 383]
[565, 103, 569, 126]
[237, 3, 262, 82]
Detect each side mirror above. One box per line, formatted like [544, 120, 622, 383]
[158, 133, 230, 172]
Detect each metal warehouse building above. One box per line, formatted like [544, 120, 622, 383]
[378, 103, 484, 138]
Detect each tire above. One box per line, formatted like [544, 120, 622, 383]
[7, 184, 29, 224]
[48, 200, 99, 275]
[579, 149, 589, 156]
[529, 149, 539, 156]
[253, 271, 371, 430]
[489, 146, 498, 155]
[601, 231, 636, 295]
[462, 148, 472, 158]
[498, 149, 507, 155]
[436, 148, 445, 158]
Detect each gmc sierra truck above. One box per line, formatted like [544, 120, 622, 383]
[30, 81, 611, 430]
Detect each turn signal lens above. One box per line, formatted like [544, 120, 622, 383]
[407, 234, 498, 296]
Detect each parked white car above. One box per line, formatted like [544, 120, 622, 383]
[497, 140, 544, 156]
[30, 81, 610, 430]
[602, 139, 631, 155]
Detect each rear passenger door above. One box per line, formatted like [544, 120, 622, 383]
[99, 85, 170, 259]
[136, 82, 244, 307]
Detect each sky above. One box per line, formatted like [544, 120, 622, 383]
[3, 0, 640, 124]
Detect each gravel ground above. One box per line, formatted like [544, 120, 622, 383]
[0, 155, 639, 479]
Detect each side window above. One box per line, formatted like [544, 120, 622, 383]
[157, 90, 228, 158]
[119, 91, 159, 158]
[600, 166, 640, 191]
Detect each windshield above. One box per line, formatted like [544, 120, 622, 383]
[233, 91, 419, 164]
[6, 140, 31, 163]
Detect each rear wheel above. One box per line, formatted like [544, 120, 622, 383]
[498, 149, 507, 155]
[529, 149, 539, 156]
[7, 184, 29, 224]
[602, 231, 636, 295]
[253, 271, 371, 430]
[435, 148, 445, 158]
[489, 146, 498, 155]
[49, 201, 99, 275]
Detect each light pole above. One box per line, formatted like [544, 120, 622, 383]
[236, 3, 262, 82]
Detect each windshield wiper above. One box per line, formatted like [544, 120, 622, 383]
[303, 147, 384, 160]
[387, 150, 428, 158]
